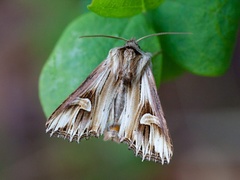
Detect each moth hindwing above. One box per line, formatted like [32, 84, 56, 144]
[46, 37, 173, 164]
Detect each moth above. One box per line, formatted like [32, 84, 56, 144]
[46, 32, 180, 164]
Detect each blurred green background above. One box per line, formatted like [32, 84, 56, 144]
[1, 0, 240, 180]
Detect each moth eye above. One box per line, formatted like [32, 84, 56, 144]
[69, 97, 92, 112]
[140, 113, 161, 127]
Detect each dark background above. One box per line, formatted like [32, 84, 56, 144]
[1, 1, 240, 180]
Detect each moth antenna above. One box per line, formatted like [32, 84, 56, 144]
[152, 51, 161, 58]
[136, 32, 192, 42]
[79, 35, 128, 42]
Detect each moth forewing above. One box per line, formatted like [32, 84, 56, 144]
[46, 37, 173, 164]
[141, 66, 173, 163]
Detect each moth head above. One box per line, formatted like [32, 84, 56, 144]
[124, 39, 141, 52]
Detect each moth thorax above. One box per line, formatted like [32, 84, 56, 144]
[122, 48, 141, 84]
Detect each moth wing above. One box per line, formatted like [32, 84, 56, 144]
[46, 49, 119, 142]
[118, 65, 173, 164]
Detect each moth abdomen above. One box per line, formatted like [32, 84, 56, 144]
[103, 124, 120, 143]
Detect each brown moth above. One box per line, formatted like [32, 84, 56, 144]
[46, 32, 180, 164]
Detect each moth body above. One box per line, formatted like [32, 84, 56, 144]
[46, 39, 173, 164]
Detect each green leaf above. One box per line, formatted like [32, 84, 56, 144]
[88, 0, 164, 17]
[149, 0, 240, 76]
[161, 54, 185, 82]
[39, 13, 162, 117]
